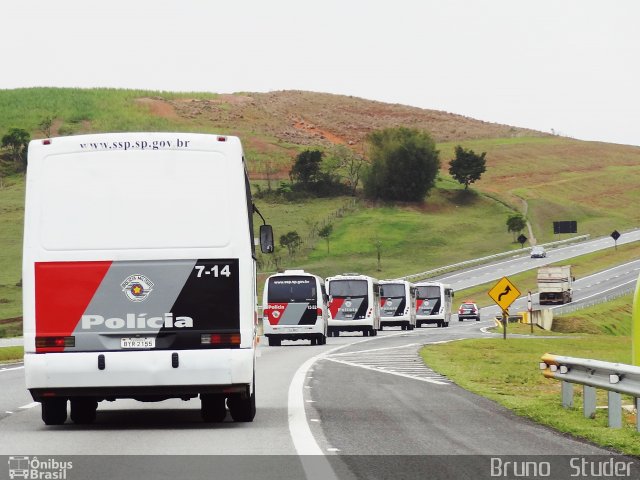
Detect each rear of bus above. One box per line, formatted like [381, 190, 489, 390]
[415, 282, 443, 328]
[23, 133, 270, 425]
[326, 274, 379, 337]
[379, 280, 416, 331]
[262, 270, 327, 346]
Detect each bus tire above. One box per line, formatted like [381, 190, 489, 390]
[70, 398, 98, 425]
[228, 386, 256, 422]
[42, 398, 67, 425]
[201, 394, 227, 423]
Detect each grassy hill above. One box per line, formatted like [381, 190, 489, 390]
[1, 88, 640, 323]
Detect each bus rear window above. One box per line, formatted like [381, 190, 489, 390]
[417, 286, 440, 299]
[380, 284, 405, 297]
[268, 277, 316, 303]
[329, 280, 367, 297]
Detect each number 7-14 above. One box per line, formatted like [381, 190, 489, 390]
[194, 264, 231, 278]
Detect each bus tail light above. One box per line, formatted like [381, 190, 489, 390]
[201, 333, 241, 345]
[36, 336, 75, 349]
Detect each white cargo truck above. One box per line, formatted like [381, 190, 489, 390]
[537, 265, 574, 305]
[23, 132, 273, 425]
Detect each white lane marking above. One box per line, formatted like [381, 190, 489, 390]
[329, 343, 419, 356]
[0, 365, 24, 372]
[19, 402, 39, 409]
[324, 344, 450, 385]
[324, 358, 449, 385]
[287, 330, 423, 475]
[288, 347, 341, 480]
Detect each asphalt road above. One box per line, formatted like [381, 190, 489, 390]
[1, 232, 639, 479]
[1, 323, 633, 480]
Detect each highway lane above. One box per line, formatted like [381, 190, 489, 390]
[479, 258, 640, 321]
[0, 321, 635, 480]
[305, 323, 623, 479]
[0, 342, 324, 456]
[1, 234, 638, 479]
[435, 230, 640, 291]
[0, 364, 33, 422]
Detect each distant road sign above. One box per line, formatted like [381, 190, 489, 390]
[517, 234, 527, 246]
[611, 230, 621, 241]
[553, 221, 577, 234]
[488, 277, 521, 311]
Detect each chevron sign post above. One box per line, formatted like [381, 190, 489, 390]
[489, 277, 521, 340]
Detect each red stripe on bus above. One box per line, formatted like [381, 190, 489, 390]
[35, 261, 112, 352]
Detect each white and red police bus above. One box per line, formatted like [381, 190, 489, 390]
[262, 270, 328, 346]
[23, 133, 273, 425]
[326, 273, 380, 337]
[414, 281, 454, 328]
[379, 280, 417, 330]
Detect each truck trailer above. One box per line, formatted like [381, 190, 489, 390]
[537, 265, 574, 305]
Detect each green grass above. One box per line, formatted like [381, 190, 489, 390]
[0, 317, 22, 338]
[298, 181, 520, 280]
[2, 87, 640, 323]
[552, 294, 634, 336]
[421, 305, 640, 456]
[0, 346, 23, 363]
[0, 173, 24, 320]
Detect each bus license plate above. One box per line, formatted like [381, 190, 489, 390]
[121, 337, 155, 349]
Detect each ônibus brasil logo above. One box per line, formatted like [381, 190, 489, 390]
[121, 274, 154, 302]
[8, 456, 73, 479]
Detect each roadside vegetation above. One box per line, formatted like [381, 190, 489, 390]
[421, 293, 639, 456]
[0, 346, 23, 364]
[2, 88, 640, 332]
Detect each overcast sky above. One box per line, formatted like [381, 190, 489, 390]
[3, 1, 639, 146]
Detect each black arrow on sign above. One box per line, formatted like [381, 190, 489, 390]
[498, 286, 511, 302]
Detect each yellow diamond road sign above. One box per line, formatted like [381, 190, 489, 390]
[488, 277, 521, 311]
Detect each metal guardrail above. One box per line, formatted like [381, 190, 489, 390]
[540, 353, 640, 431]
[398, 234, 591, 282]
[550, 283, 636, 316]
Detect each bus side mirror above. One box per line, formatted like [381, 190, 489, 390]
[260, 224, 274, 254]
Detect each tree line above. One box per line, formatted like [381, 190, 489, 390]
[256, 126, 487, 203]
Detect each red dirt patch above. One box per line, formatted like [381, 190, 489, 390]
[292, 118, 346, 145]
[135, 97, 179, 119]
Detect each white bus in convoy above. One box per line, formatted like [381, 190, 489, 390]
[23, 133, 273, 425]
[378, 280, 417, 331]
[414, 281, 454, 328]
[326, 273, 380, 337]
[262, 270, 328, 346]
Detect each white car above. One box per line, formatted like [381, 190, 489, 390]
[531, 246, 547, 258]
